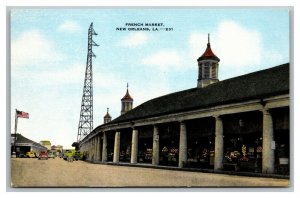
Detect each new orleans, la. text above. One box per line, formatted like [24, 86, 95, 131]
[116, 23, 174, 31]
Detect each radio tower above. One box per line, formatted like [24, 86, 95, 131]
[77, 22, 99, 142]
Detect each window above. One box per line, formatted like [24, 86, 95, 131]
[204, 62, 210, 78]
[198, 65, 202, 79]
[212, 63, 217, 79]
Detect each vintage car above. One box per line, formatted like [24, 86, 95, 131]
[26, 151, 36, 158]
[38, 151, 48, 160]
[63, 149, 75, 160]
[18, 153, 26, 158]
[74, 151, 83, 161]
[48, 151, 55, 159]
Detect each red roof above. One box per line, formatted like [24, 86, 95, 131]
[197, 41, 220, 62]
[104, 108, 112, 118]
[121, 89, 133, 101]
[104, 112, 111, 118]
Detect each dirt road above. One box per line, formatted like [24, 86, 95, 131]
[11, 157, 289, 187]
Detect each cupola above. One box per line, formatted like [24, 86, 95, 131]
[121, 83, 133, 115]
[104, 108, 112, 124]
[197, 34, 220, 88]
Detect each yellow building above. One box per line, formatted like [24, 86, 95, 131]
[39, 140, 51, 151]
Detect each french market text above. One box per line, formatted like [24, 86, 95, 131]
[116, 23, 174, 32]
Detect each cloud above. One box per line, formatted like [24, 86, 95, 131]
[37, 63, 85, 85]
[188, 32, 208, 62]
[94, 75, 171, 124]
[141, 49, 184, 71]
[264, 50, 284, 66]
[11, 30, 63, 68]
[14, 62, 125, 88]
[216, 21, 262, 68]
[188, 20, 263, 79]
[120, 32, 149, 47]
[133, 83, 170, 107]
[142, 21, 264, 75]
[188, 33, 210, 72]
[58, 20, 81, 32]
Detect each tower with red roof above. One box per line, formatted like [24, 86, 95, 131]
[197, 34, 220, 88]
[121, 83, 133, 115]
[104, 108, 112, 124]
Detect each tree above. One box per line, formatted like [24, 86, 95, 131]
[72, 142, 79, 151]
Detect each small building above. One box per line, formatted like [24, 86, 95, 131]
[40, 140, 52, 151]
[51, 145, 63, 156]
[11, 133, 47, 157]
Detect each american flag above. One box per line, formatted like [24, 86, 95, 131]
[16, 110, 29, 119]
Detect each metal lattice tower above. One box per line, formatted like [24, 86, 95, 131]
[77, 22, 99, 142]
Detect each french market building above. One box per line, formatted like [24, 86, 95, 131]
[79, 36, 289, 176]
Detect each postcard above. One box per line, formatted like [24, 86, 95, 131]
[10, 7, 290, 188]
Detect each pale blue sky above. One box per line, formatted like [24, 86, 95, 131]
[11, 8, 289, 148]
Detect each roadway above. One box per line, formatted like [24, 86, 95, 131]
[11, 157, 290, 188]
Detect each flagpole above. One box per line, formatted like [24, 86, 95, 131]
[14, 109, 18, 157]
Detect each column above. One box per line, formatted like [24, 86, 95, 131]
[94, 138, 97, 161]
[97, 135, 101, 161]
[214, 115, 224, 171]
[98, 135, 102, 162]
[88, 140, 92, 160]
[262, 109, 275, 174]
[95, 136, 99, 161]
[131, 128, 138, 164]
[179, 121, 187, 168]
[102, 132, 107, 162]
[93, 137, 97, 161]
[152, 125, 160, 165]
[92, 138, 95, 161]
[90, 139, 93, 160]
[86, 140, 89, 160]
[86, 141, 89, 160]
[113, 131, 121, 163]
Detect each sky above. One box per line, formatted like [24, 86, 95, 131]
[10, 8, 290, 149]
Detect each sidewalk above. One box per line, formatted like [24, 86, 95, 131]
[88, 160, 290, 180]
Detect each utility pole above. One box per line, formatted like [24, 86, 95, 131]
[13, 109, 18, 157]
[12, 109, 29, 157]
[77, 23, 99, 142]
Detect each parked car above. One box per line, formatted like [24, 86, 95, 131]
[38, 151, 48, 160]
[59, 152, 64, 158]
[48, 151, 55, 159]
[74, 151, 83, 161]
[48, 152, 55, 158]
[63, 149, 75, 160]
[26, 151, 36, 158]
[18, 153, 26, 158]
